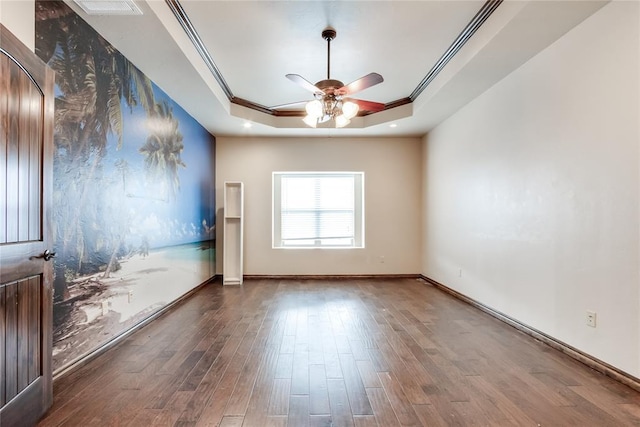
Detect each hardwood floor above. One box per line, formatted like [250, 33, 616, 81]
[38, 278, 640, 426]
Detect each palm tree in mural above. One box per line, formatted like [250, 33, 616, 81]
[36, 1, 156, 302]
[102, 159, 131, 279]
[139, 100, 186, 201]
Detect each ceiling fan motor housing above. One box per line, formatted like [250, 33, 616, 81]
[315, 79, 345, 96]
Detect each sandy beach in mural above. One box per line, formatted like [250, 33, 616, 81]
[52, 243, 214, 369]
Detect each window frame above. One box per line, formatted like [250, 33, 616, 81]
[272, 171, 365, 249]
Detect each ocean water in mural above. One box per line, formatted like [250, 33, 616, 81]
[35, 1, 215, 370]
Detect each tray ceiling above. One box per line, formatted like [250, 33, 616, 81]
[65, 0, 608, 137]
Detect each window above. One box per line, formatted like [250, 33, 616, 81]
[273, 172, 364, 248]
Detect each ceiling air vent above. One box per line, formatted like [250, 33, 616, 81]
[73, 0, 142, 15]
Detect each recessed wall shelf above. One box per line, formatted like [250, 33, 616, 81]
[223, 181, 244, 285]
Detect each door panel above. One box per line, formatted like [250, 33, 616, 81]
[4, 282, 18, 402]
[29, 87, 43, 243]
[5, 56, 19, 244]
[0, 286, 7, 408]
[2, 278, 42, 398]
[17, 73, 32, 243]
[0, 286, 4, 408]
[0, 53, 6, 244]
[0, 23, 54, 426]
[4, 51, 44, 245]
[29, 277, 42, 384]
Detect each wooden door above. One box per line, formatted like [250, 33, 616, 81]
[0, 24, 54, 426]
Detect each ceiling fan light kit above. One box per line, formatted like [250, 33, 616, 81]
[341, 101, 359, 119]
[285, 27, 385, 128]
[302, 114, 318, 128]
[334, 113, 351, 128]
[305, 99, 323, 117]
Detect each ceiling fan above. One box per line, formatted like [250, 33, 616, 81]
[281, 27, 385, 128]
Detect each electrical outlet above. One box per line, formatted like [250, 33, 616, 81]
[459, 269, 463, 277]
[101, 301, 109, 316]
[379, 256, 385, 263]
[586, 310, 597, 328]
[128, 290, 134, 303]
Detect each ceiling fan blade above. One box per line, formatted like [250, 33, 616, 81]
[337, 73, 383, 96]
[350, 98, 385, 113]
[270, 100, 308, 110]
[286, 74, 323, 95]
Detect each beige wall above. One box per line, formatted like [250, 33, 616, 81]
[0, 0, 35, 51]
[422, 1, 640, 377]
[216, 136, 422, 276]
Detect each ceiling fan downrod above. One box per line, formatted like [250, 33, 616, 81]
[322, 28, 336, 80]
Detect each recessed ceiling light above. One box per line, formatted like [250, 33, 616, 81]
[243, 122, 252, 128]
[389, 123, 398, 128]
[74, 0, 142, 15]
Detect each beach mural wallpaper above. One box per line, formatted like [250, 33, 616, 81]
[35, 1, 216, 371]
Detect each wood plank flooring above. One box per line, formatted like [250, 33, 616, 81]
[38, 278, 640, 426]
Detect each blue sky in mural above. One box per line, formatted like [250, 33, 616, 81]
[99, 82, 215, 249]
[42, 0, 215, 252]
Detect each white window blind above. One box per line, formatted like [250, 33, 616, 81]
[273, 172, 364, 248]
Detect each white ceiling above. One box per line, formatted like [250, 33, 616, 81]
[66, 0, 608, 138]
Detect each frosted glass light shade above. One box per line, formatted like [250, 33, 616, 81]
[342, 101, 359, 119]
[303, 115, 318, 128]
[305, 100, 323, 118]
[335, 115, 350, 128]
